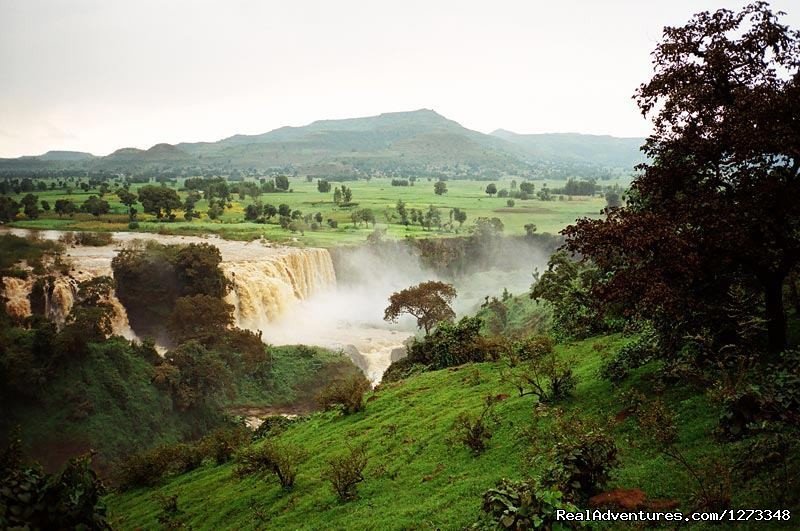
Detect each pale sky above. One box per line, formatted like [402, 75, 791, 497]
[1, 0, 798, 158]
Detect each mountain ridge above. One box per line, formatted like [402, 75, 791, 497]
[1, 110, 645, 175]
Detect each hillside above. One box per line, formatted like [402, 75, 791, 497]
[492, 129, 646, 168]
[0, 110, 643, 177]
[107, 334, 757, 529]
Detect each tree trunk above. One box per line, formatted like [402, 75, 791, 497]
[764, 274, 787, 354]
[789, 271, 800, 316]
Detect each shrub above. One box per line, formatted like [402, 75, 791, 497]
[128, 221, 140, 229]
[155, 494, 185, 529]
[406, 316, 485, 369]
[380, 357, 426, 383]
[451, 396, 499, 456]
[74, 231, 113, 246]
[628, 394, 732, 510]
[1, 437, 110, 530]
[599, 329, 660, 382]
[322, 445, 368, 501]
[199, 426, 250, 465]
[252, 415, 300, 441]
[478, 479, 577, 530]
[234, 441, 308, 490]
[532, 414, 618, 503]
[114, 447, 173, 490]
[503, 349, 576, 404]
[317, 372, 371, 414]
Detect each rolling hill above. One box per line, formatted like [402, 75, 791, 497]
[0, 110, 645, 177]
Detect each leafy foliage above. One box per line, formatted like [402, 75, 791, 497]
[477, 479, 576, 530]
[316, 372, 372, 415]
[1, 436, 110, 529]
[234, 441, 308, 490]
[503, 338, 576, 403]
[564, 2, 800, 355]
[451, 396, 499, 456]
[384, 280, 457, 334]
[530, 251, 609, 340]
[530, 412, 618, 503]
[322, 444, 368, 501]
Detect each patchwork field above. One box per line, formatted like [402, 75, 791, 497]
[5, 177, 629, 246]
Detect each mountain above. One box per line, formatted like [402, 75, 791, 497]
[492, 129, 646, 168]
[37, 150, 96, 162]
[0, 110, 644, 176]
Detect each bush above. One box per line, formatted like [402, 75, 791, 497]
[599, 329, 660, 383]
[114, 447, 173, 490]
[478, 479, 577, 530]
[451, 396, 499, 456]
[532, 414, 618, 503]
[504, 349, 576, 403]
[234, 441, 308, 490]
[128, 221, 140, 229]
[74, 231, 113, 246]
[1, 437, 110, 530]
[199, 426, 250, 465]
[406, 316, 486, 370]
[380, 357, 427, 383]
[322, 445, 368, 501]
[317, 372, 371, 414]
[252, 415, 300, 441]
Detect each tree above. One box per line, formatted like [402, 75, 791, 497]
[333, 187, 343, 206]
[80, 196, 110, 217]
[434, 180, 448, 195]
[263, 203, 277, 219]
[342, 185, 353, 204]
[278, 203, 291, 217]
[244, 202, 263, 222]
[161, 340, 233, 411]
[275, 175, 290, 191]
[117, 189, 138, 220]
[605, 190, 622, 209]
[452, 208, 467, 227]
[54, 199, 76, 218]
[564, 2, 800, 354]
[384, 280, 457, 334]
[172, 243, 229, 298]
[317, 179, 331, 193]
[21, 194, 39, 219]
[183, 191, 201, 221]
[168, 295, 234, 344]
[485, 183, 497, 197]
[138, 185, 182, 220]
[40, 200, 50, 212]
[396, 199, 409, 225]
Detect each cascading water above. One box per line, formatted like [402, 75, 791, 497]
[223, 249, 336, 330]
[2, 277, 33, 319]
[0, 228, 412, 380]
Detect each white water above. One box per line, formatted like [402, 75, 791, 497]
[0, 228, 410, 379]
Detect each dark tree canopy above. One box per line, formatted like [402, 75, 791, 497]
[138, 185, 182, 220]
[563, 2, 800, 354]
[384, 280, 457, 334]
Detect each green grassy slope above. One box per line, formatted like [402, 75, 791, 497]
[107, 335, 752, 530]
[5, 338, 357, 472]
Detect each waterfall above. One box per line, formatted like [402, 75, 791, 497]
[224, 248, 336, 331]
[1, 273, 137, 339]
[2, 277, 33, 320]
[47, 276, 77, 324]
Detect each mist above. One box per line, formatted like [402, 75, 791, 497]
[258, 237, 552, 381]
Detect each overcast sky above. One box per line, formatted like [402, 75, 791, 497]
[1, 0, 797, 157]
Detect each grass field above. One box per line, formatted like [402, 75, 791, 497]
[106, 333, 761, 530]
[5, 177, 628, 247]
